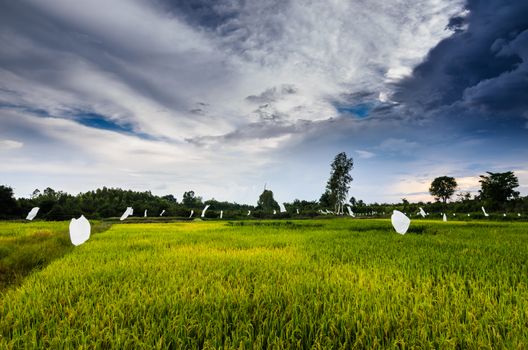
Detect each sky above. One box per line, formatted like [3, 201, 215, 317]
[1, 0, 527, 204]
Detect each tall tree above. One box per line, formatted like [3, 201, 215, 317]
[257, 189, 279, 212]
[323, 152, 354, 214]
[479, 171, 519, 203]
[429, 176, 457, 203]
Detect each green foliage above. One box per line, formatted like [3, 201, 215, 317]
[182, 190, 203, 208]
[479, 171, 520, 205]
[323, 152, 353, 212]
[257, 189, 279, 212]
[0, 185, 18, 219]
[1, 219, 527, 348]
[319, 190, 335, 209]
[429, 176, 458, 203]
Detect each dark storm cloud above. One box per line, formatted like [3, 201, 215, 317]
[395, 0, 528, 117]
[462, 29, 528, 114]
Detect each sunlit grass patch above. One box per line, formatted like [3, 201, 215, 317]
[1, 219, 527, 348]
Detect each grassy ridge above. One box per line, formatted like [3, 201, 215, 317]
[1, 219, 527, 348]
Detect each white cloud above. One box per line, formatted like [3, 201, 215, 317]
[355, 150, 376, 159]
[378, 138, 419, 153]
[0, 139, 23, 150]
[456, 176, 481, 192]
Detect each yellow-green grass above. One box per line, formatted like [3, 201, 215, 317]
[1, 219, 527, 348]
[0, 221, 110, 290]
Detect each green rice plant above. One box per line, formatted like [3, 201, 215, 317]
[1, 219, 527, 348]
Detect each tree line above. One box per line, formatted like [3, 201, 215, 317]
[0, 153, 525, 220]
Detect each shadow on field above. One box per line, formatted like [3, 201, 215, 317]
[0, 222, 112, 291]
[347, 224, 439, 235]
[226, 221, 324, 229]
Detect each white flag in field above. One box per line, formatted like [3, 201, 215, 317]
[160, 210, 165, 216]
[443, 213, 447, 222]
[481, 206, 489, 217]
[120, 207, 133, 221]
[220, 210, 223, 219]
[69, 215, 91, 246]
[201, 205, 210, 218]
[391, 210, 410, 234]
[189, 210, 194, 218]
[144, 210, 147, 217]
[419, 207, 426, 217]
[26, 207, 39, 220]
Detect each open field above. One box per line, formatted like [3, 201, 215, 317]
[1, 219, 527, 348]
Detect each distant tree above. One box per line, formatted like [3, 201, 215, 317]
[182, 191, 202, 208]
[323, 152, 354, 213]
[162, 194, 177, 203]
[291, 199, 319, 212]
[456, 191, 472, 202]
[479, 171, 519, 203]
[429, 176, 458, 203]
[349, 196, 357, 206]
[257, 189, 279, 212]
[42, 187, 58, 198]
[31, 189, 41, 199]
[0, 185, 18, 218]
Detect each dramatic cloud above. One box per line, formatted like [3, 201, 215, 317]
[395, 0, 528, 119]
[0, 0, 526, 203]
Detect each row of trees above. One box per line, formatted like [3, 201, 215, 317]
[0, 152, 525, 220]
[0, 186, 255, 220]
[347, 171, 525, 216]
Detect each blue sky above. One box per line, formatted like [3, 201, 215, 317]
[0, 0, 527, 204]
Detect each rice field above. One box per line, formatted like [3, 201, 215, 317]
[1, 219, 527, 348]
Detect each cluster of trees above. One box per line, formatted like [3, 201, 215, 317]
[351, 171, 526, 216]
[427, 171, 522, 210]
[0, 152, 525, 220]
